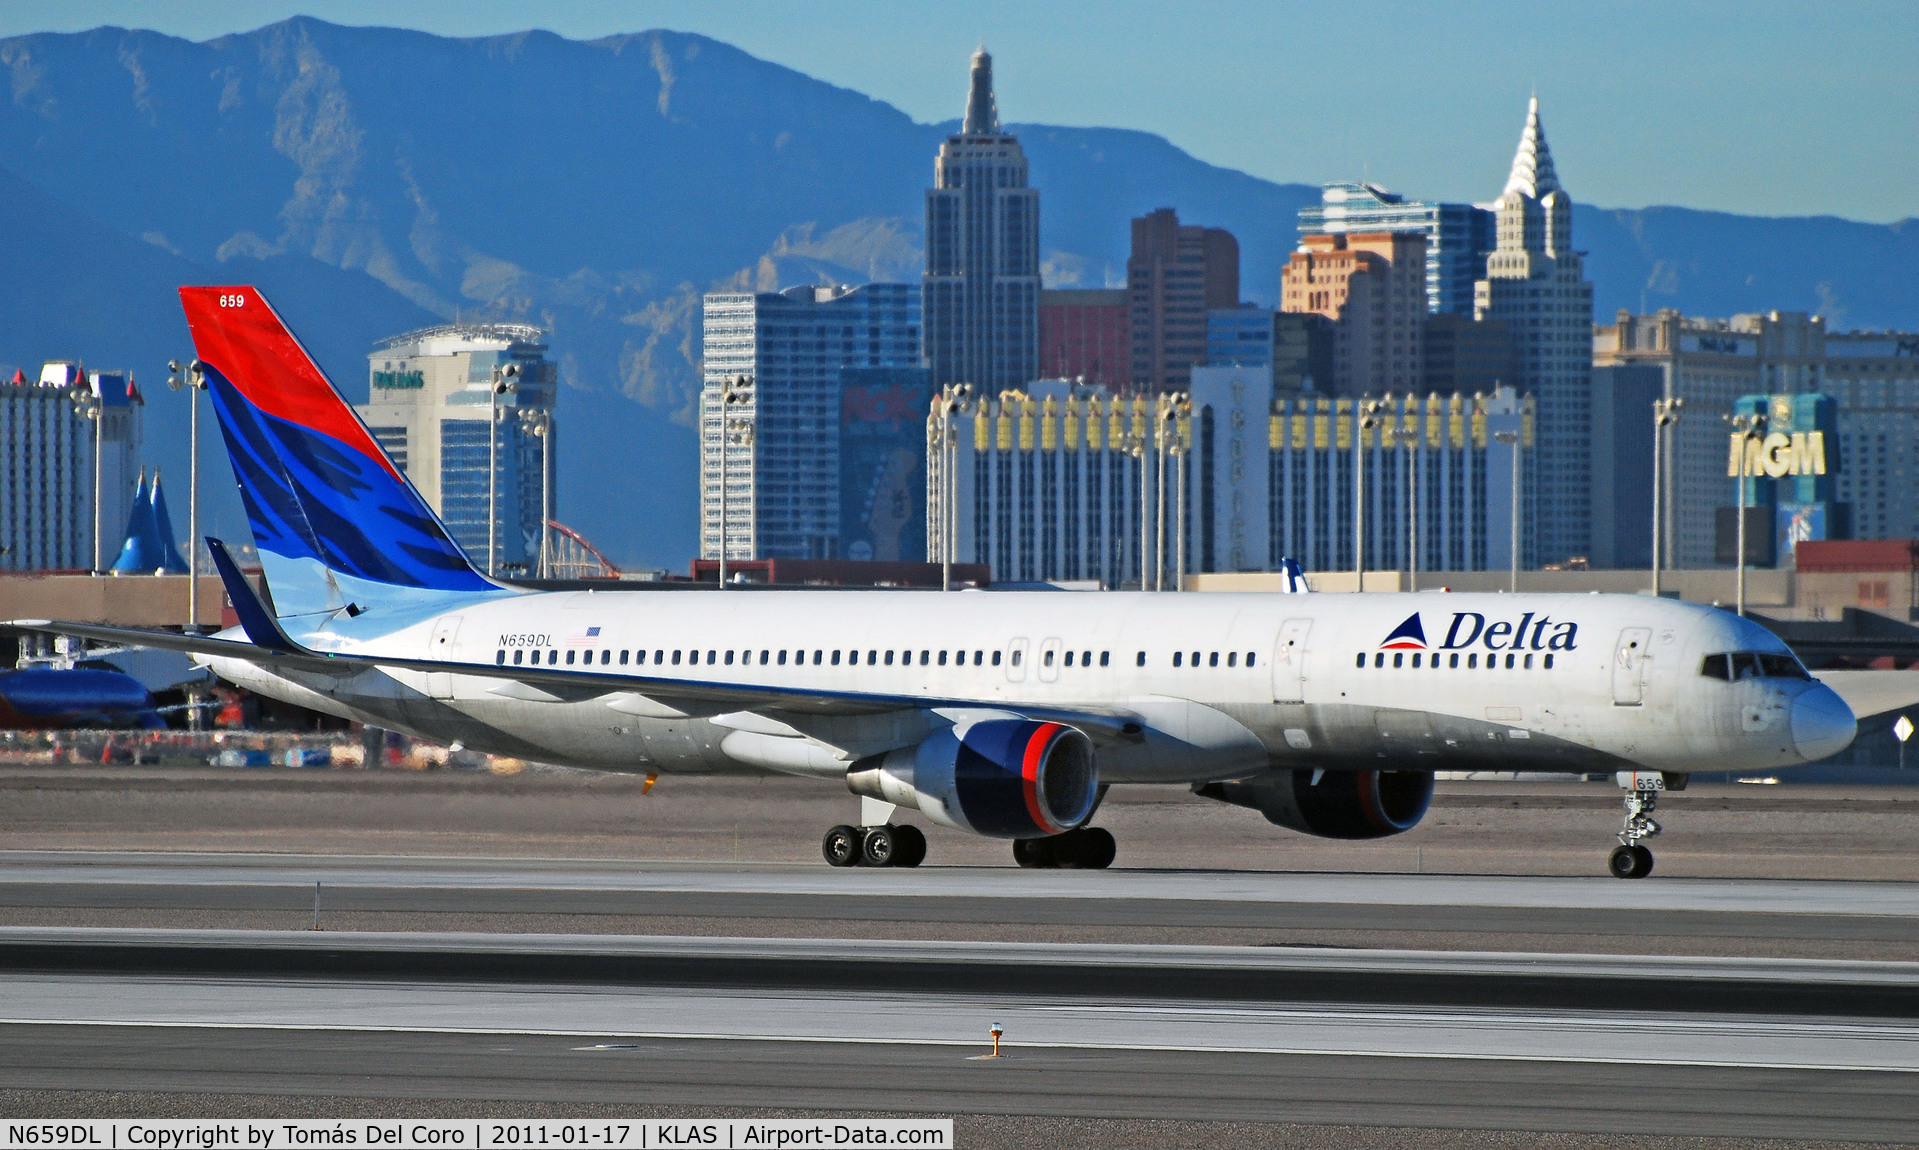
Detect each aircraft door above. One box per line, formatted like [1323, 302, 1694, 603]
[1611, 626, 1652, 706]
[1038, 638, 1062, 682]
[427, 615, 463, 699]
[1272, 618, 1312, 704]
[1005, 638, 1030, 683]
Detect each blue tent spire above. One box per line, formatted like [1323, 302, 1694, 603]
[149, 468, 189, 574]
[111, 469, 156, 573]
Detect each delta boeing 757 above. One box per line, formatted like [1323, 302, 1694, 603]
[7, 287, 1858, 878]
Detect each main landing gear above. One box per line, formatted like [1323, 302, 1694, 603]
[1608, 770, 1676, 879]
[823, 823, 926, 868]
[1013, 826, 1117, 870]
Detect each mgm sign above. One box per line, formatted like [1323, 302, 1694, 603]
[1727, 429, 1827, 478]
[1718, 392, 1845, 565]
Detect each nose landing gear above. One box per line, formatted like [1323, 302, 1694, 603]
[1608, 771, 1674, 879]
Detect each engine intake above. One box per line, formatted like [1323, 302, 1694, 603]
[849, 719, 1098, 838]
[1196, 769, 1433, 839]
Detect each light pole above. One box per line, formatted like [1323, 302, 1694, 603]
[166, 359, 207, 630]
[1126, 421, 1149, 591]
[485, 362, 521, 578]
[717, 375, 754, 587]
[1355, 400, 1382, 588]
[1651, 397, 1685, 597]
[1156, 393, 1187, 592]
[1726, 410, 1768, 617]
[1494, 428, 1521, 593]
[1173, 393, 1188, 592]
[1384, 413, 1419, 591]
[937, 383, 970, 591]
[516, 407, 551, 578]
[69, 386, 104, 573]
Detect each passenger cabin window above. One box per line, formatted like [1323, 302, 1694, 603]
[994, 651, 1004, 666]
[1173, 652, 1183, 667]
[1101, 652, 1111, 667]
[513, 651, 523, 665]
[496, 651, 505, 665]
[1009, 650, 1021, 666]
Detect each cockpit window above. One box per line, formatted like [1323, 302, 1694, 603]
[1701, 651, 1811, 681]
[1760, 653, 1811, 680]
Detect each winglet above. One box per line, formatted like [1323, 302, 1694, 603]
[206, 537, 304, 654]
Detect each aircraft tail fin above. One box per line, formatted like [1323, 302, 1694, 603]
[178, 287, 499, 616]
[1278, 558, 1312, 593]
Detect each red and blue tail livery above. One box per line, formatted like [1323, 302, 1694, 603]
[179, 287, 493, 596]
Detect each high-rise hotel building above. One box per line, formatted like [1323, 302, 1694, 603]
[357, 324, 556, 575]
[1280, 231, 1429, 398]
[1129, 208, 1240, 391]
[923, 48, 1039, 393]
[701, 284, 926, 562]
[1473, 97, 1595, 569]
[1297, 182, 1495, 318]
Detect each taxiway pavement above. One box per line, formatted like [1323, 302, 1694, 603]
[0, 930, 1916, 1142]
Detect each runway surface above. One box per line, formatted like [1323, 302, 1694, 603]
[0, 967, 1911, 1144]
[8, 771, 1919, 1141]
[2, 931, 1918, 1142]
[7, 849, 1919, 958]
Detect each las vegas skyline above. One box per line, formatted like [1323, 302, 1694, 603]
[1, 0, 1913, 225]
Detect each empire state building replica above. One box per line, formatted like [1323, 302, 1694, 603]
[923, 48, 1040, 392]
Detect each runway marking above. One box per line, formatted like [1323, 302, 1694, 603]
[2, 1017, 1915, 1076]
[7, 850, 1919, 917]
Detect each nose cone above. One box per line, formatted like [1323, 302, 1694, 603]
[1792, 685, 1856, 762]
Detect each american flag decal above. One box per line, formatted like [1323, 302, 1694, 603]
[565, 626, 602, 647]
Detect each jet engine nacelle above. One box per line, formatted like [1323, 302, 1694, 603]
[1195, 769, 1434, 840]
[848, 719, 1099, 838]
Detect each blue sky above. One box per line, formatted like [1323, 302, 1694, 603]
[3, 1, 1915, 222]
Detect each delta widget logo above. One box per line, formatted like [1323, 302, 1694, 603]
[1379, 613, 1428, 651]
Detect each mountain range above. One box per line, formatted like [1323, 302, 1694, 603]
[2, 18, 1914, 567]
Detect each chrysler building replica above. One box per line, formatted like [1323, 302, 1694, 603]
[1474, 97, 1594, 568]
[923, 48, 1040, 392]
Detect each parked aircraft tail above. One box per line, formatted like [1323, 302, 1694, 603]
[1278, 558, 1312, 593]
[178, 286, 500, 617]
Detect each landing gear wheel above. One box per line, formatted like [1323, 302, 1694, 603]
[822, 824, 861, 868]
[891, 824, 927, 868]
[1012, 837, 1054, 869]
[1608, 843, 1653, 879]
[860, 824, 897, 867]
[1078, 827, 1117, 870]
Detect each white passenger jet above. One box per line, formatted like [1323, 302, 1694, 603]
[7, 288, 1858, 878]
